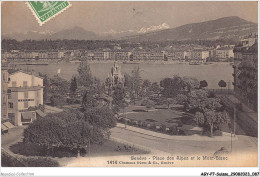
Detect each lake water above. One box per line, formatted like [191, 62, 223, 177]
[16, 61, 234, 89]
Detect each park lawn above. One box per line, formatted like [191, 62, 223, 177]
[124, 108, 192, 127]
[119, 105, 153, 113]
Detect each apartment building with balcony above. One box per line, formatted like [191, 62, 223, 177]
[7, 71, 44, 126]
[189, 50, 209, 63]
[215, 47, 234, 60]
[1, 62, 9, 122]
[233, 38, 258, 111]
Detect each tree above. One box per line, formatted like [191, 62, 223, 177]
[50, 95, 67, 106]
[112, 85, 126, 113]
[160, 75, 184, 98]
[24, 116, 67, 148]
[142, 79, 152, 97]
[84, 106, 117, 139]
[39, 73, 50, 102]
[183, 76, 200, 91]
[82, 86, 99, 110]
[77, 61, 93, 87]
[84, 106, 116, 129]
[186, 89, 209, 112]
[166, 98, 176, 109]
[199, 80, 208, 89]
[23, 110, 104, 154]
[49, 75, 70, 96]
[105, 77, 112, 95]
[218, 80, 227, 90]
[130, 67, 143, 99]
[204, 110, 230, 137]
[124, 67, 143, 103]
[70, 76, 77, 96]
[150, 82, 160, 96]
[194, 112, 205, 126]
[176, 94, 188, 105]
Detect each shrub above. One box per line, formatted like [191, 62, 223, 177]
[127, 120, 132, 125]
[150, 123, 156, 130]
[10, 142, 46, 157]
[178, 129, 186, 136]
[1, 151, 25, 167]
[24, 157, 59, 167]
[213, 130, 222, 136]
[1, 151, 59, 167]
[50, 95, 67, 106]
[138, 120, 143, 127]
[161, 125, 166, 133]
[169, 125, 178, 135]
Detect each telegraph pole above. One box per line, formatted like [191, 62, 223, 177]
[231, 104, 237, 153]
[234, 105, 237, 136]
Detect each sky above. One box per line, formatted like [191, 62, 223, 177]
[1, 1, 258, 34]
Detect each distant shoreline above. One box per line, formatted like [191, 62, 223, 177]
[9, 59, 233, 66]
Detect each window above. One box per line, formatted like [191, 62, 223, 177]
[23, 81, 28, 87]
[24, 91, 28, 98]
[8, 113, 15, 122]
[12, 81, 16, 87]
[3, 73, 5, 81]
[8, 102, 13, 108]
[8, 94, 11, 99]
[24, 101, 28, 108]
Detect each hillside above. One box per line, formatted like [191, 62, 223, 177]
[122, 16, 257, 42]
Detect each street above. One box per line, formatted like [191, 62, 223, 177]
[110, 127, 258, 156]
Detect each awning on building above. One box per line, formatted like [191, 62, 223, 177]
[1, 124, 8, 131]
[36, 110, 46, 117]
[21, 112, 35, 122]
[3, 122, 14, 129]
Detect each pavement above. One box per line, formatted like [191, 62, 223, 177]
[1, 126, 25, 156]
[110, 126, 257, 157]
[44, 105, 63, 114]
[225, 95, 257, 123]
[219, 94, 258, 137]
[116, 123, 238, 142]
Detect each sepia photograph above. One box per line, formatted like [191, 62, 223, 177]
[1, 0, 258, 174]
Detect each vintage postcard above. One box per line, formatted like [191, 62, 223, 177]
[1, 1, 259, 176]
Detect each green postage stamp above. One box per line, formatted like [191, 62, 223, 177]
[26, 1, 71, 26]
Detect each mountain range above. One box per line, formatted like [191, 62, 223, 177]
[122, 16, 257, 42]
[2, 16, 257, 42]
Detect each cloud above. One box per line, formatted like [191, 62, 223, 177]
[137, 23, 170, 33]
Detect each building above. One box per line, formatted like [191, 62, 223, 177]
[133, 51, 151, 61]
[2, 62, 9, 122]
[150, 51, 164, 60]
[168, 51, 186, 60]
[215, 47, 234, 60]
[93, 51, 105, 60]
[107, 61, 125, 87]
[233, 40, 257, 111]
[48, 51, 59, 59]
[114, 51, 128, 60]
[189, 50, 209, 63]
[7, 71, 44, 126]
[241, 33, 258, 47]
